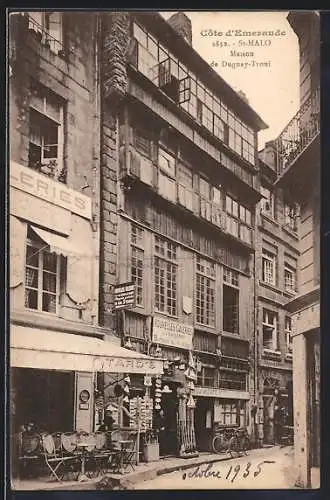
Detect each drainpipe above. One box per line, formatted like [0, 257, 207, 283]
[90, 12, 101, 327]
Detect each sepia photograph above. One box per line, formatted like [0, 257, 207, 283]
[7, 9, 320, 491]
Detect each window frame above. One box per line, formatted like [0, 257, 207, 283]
[195, 256, 216, 328]
[154, 236, 178, 317]
[25, 237, 61, 315]
[131, 224, 145, 307]
[284, 264, 297, 293]
[262, 249, 277, 286]
[28, 12, 63, 54]
[262, 309, 278, 351]
[285, 316, 293, 354]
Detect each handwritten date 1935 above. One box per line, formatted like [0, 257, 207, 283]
[182, 461, 273, 483]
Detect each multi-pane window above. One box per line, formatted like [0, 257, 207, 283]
[28, 12, 63, 54]
[196, 256, 216, 326]
[25, 238, 61, 314]
[29, 82, 64, 182]
[285, 316, 293, 354]
[131, 224, 144, 306]
[132, 22, 256, 166]
[197, 366, 216, 387]
[177, 162, 193, 211]
[154, 236, 177, 316]
[284, 203, 298, 232]
[262, 309, 278, 350]
[223, 268, 239, 334]
[217, 401, 241, 426]
[284, 264, 296, 293]
[218, 370, 246, 391]
[260, 185, 275, 218]
[226, 195, 252, 243]
[262, 249, 277, 285]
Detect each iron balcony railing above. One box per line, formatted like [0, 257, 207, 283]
[276, 87, 320, 175]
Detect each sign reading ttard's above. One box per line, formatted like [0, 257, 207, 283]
[114, 282, 136, 310]
[152, 316, 193, 350]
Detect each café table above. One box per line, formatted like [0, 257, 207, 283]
[76, 442, 91, 482]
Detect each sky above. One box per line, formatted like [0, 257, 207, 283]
[160, 11, 300, 150]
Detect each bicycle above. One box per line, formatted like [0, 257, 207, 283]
[227, 427, 251, 457]
[211, 427, 237, 454]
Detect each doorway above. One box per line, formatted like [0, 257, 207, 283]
[195, 397, 213, 451]
[14, 367, 75, 433]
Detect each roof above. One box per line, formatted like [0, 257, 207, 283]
[133, 12, 268, 132]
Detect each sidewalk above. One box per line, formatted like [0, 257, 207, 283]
[11, 446, 293, 491]
[12, 450, 232, 491]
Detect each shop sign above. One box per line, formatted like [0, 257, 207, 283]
[194, 386, 250, 399]
[114, 282, 136, 310]
[152, 316, 193, 350]
[92, 356, 162, 375]
[10, 161, 92, 220]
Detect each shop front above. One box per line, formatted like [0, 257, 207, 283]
[193, 386, 250, 452]
[10, 324, 164, 478]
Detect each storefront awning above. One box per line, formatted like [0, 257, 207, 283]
[30, 225, 88, 258]
[10, 325, 163, 375]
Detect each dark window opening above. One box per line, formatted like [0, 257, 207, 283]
[223, 284, 239, 334]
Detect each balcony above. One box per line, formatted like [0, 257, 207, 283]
[275, 87, 320, 181]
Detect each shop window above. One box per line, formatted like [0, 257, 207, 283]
[284, 264, 297, 293]
[285, 316, 293, 354]
[217, 400, 240, 426]
[25, 235, 64, 314]
[131, 224, 144, 306]
[28, 12, 63, 54]
[262, 249, 277, 286]
[196, 256, 215, 327]
[154, 236, 177, 316]
[262, 309, 278, 351]
[28, 85, 65, 183]
[261, 185, 275, 219]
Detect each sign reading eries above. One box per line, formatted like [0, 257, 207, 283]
[114, 282, 136, 310]
[152, 317, 193, 350]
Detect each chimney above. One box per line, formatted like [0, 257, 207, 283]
[167, 12, 192, 46]
[260, 140, 277, 170]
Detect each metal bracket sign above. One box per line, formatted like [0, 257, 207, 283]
[114, 282, 136, 310]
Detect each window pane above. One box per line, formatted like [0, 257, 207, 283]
[42, 292, 57, 313]
[43, 252, 57, 272]
[25, 267, 38, 288]
[26, 245, 39, 268]
[25, 289, 38, 309]
[43, 271, 57, 293]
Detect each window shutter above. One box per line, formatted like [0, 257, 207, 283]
[66, 219, 93, 304]
[10, 216, 26, 288]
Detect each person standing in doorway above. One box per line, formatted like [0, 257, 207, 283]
[154, 410, 166, 455]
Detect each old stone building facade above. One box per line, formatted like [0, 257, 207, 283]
[274, 11, 320, 488]
[10, 10, 314, 473]
[99, 11, 268, 454]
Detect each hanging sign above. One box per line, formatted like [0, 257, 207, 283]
[114, 282, 136, 310]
